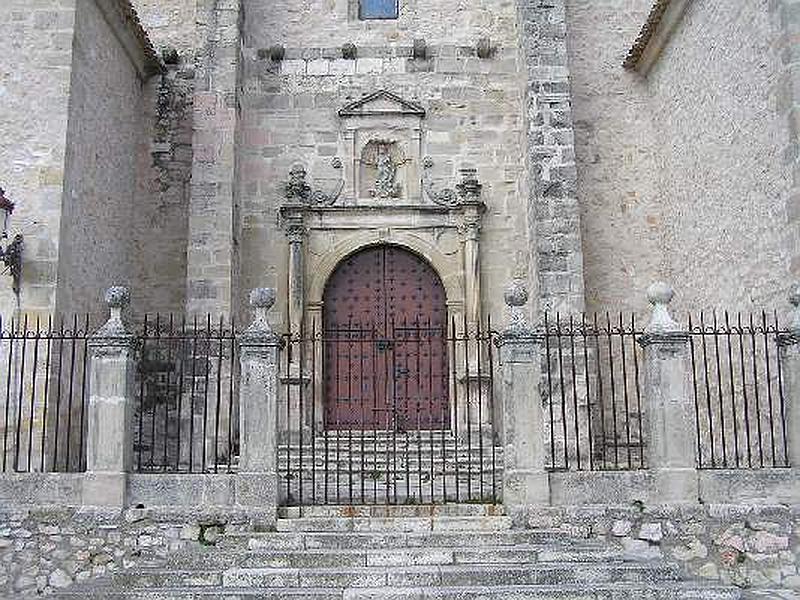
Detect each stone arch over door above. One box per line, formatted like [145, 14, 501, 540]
[306, 231, 465, 317]
[322, 244, 449, 431]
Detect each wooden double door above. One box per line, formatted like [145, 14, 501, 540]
[323, 245, 449, 431]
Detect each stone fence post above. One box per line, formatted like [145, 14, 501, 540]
[638, 283, 698, 503]
[83, 287, 136, 508]
[777, 285, 800, 469]
[497, 281, 549, 521]
[236, 288, 281, 526]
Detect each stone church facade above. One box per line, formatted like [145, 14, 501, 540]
[1, 0, 797, 325]
[0, 1, 799, 598]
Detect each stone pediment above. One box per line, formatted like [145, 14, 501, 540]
[338, 90, 426, 118]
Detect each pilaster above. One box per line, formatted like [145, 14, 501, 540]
[517, 0, 586, 315]
[236, 288, 281, 525]
[777, 284, 800, 468]
[638, 282, 698, 503]
[497, 280, 549, 522]
[83, 287, 136, 508]
[185, 0, 242, 317]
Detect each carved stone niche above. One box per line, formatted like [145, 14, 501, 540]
[338, 90, 425, 204]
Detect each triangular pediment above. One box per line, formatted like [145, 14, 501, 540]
[338, 90, 426, 118]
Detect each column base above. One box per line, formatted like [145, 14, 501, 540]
[236, 472, 278, 529]
[652, 467, 699, 503]
[503, 469, 550, 524]
[82, 471, 127, 508]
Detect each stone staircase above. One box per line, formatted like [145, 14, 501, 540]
[54, 506, 742, 599]
[278, 431, 503, 505]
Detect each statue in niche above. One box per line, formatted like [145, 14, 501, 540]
[360, 140, 408, 199]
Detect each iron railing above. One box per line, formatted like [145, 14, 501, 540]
[279, 318, 499, 506]
[688, 312, 790, 469]
[133, 315, 238, 474]
[0, 315, 92, 473]
[543, 313, 645, 472]
[1, 308, 792, 480]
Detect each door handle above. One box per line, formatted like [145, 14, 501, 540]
[395, 367, 410, 377]
[376, 339, 393, 352]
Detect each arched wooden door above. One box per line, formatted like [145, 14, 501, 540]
[323, 245, 449, 431]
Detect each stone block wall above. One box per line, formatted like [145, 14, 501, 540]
[566, 0, 662, 315]
[648, 0, 793, 314]
[528, 504, 799, 592]
[519, 0, 587, 316]
[569, 0, 794, 315]
[184, 0, 241, 318]
[780, 0, 800, 298]
[55, 0, 148, 320]
[0, 505, 234, 597]
[133, 65, 194, 317]
[235, 0, 529, 325]
[130, 0, 198, 60]
[0, 0, 77, 319]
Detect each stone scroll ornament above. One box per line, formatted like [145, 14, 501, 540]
[284, 159, 344, 206]
[422, 157, 483, 206]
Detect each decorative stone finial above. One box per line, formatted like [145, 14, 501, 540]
[93, 286, 131, 340]
[476, 37, 495, 59]
[412, 38, 427, 60]
[788, 283, 800, 332]
[283, 163, 343, 206]
[645, 281, 680, 333]
[342, 42, 358, 60]
[285, 165, 311, 203]
[503, 279, 533, 337]
[456, 168, 482, 201]
[105, 286, 130, 310]
[504, 279, 529, 309]
[244, 288, 277, 337]
[250, 287, 276, 311]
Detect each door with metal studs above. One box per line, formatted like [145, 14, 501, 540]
[322, 245, 449, 431]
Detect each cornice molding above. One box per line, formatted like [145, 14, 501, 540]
[623, 0, 691, 75]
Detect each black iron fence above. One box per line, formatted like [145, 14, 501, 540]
[133, 315, 238, 474]
[0, 308, 792, 480]
[688, 312, 790, 469]
[543, 313, 645, 472]
[0, 315, 92, 473]
[279, 319, 499, 506]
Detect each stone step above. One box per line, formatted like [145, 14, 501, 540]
[55, 582, 741, 599]
[223, 529, 598, 551]
[273, 515, 513, 533]
[165, 544, 626, 570]
[106, 562, 684, 589]
[277, 503, 504, 518]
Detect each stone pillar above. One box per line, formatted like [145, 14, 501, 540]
[83, 287, 135, 508]
[236, 288, 280, 525]
[497, 281, 549, 521]
[638, 282, 698, 503]
[457, 169, 485, 329]
[777, 285, 800, 468]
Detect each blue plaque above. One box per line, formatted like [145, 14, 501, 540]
[360, 0, 398, 19]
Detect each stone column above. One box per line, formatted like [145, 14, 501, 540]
[236, 288, 281, 525]
[83, 287, 135, 508]
[638, 282, 698, 503]
[777, 285, 800, 468]
[457, 169, 485, 329]
[282, 165, 312, 338]
[497, 281, 549, 521]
